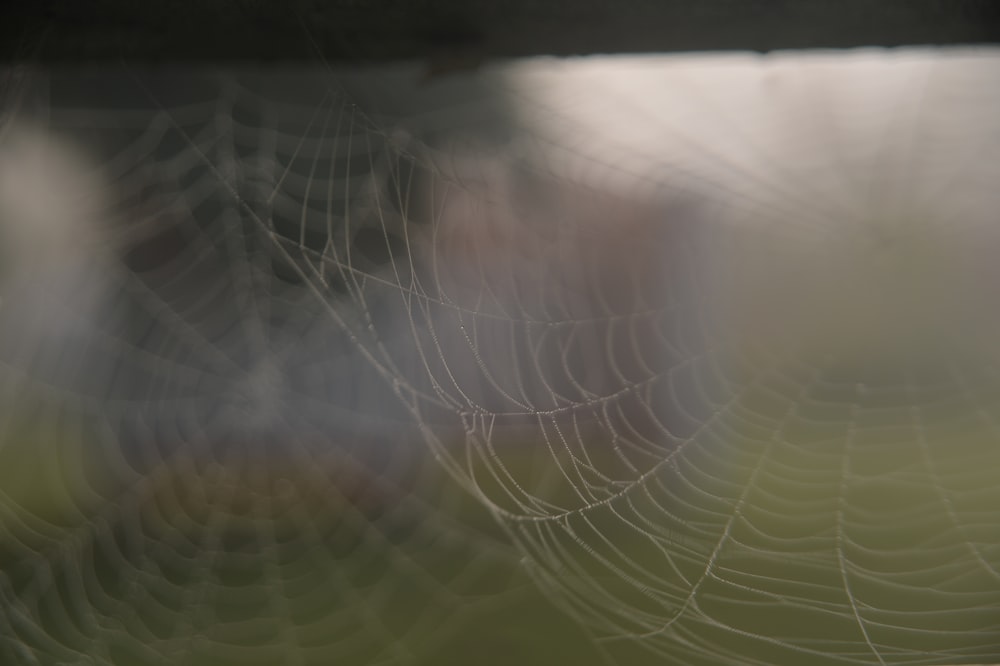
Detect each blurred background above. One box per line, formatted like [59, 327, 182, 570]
[1, 5, 1000, 666]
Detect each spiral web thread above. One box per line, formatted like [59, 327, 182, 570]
[393, 51, 1000, 666]
[0, 66, 550, 666]
[0, 49, 999, 666]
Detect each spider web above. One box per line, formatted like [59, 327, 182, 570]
[373, 50, 1000, 666]
[0, 66, 574, 666]
[1, 48, 999, 666]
